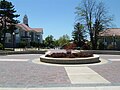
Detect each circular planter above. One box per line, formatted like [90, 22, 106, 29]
[40, 54, 100, 64]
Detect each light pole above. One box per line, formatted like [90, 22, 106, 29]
[103, 36, 106, 50]
[113, 34, 116, 50]
[13, 32, 15, 51]
[38, 37, 40, 50]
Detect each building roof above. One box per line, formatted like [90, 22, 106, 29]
[16, 23, 43, 33]
[16, 23, 32, 31]
[32, 28, 43, 33]
[99, 28, 120, 36]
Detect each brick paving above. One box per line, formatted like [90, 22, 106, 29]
[0, 54, 120, 88]
[0, 54, 71, 87]
[89, 54, 120, 83]
[89, 61, 120, 83]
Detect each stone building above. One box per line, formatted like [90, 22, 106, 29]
[99, 28, 120, 50]
[5, 15, 43, 48]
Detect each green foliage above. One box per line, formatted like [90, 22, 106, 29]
[19, 41, 27, 48]
[98, 42, 105, 50]
[30, 42, 39, 47]
[64, 43, 77, 50]
[44, 35, 54, 48]
[81, 43, 91, 50]
[40, 40, 46, 48]
[43, 34, 70, 49]
[0, 0, 20, 31]
[72, 23, 85, 47]
[53, 39, 59, 47]
[58, 34, 70, 47]
[107, 44, 114, 50]
[0, 43, 3, 50]
[0, 0, 20, 47]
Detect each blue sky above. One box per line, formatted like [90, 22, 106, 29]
[8, 0, 120, 39]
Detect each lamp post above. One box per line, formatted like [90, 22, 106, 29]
[38, 37, 40, 50]
[103, 32, 107, 50]
[113, 34, 116, 50]
[13, 32, 15, 51]
[103, 36, 106, 50]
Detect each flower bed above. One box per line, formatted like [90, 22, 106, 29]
[40, 51, 100, 64]
[45, 52, 93, 58]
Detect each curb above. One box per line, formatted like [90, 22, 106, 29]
[0, 50, 120, 55]
[86, 50, 120, 55]
[0, 50, 46, 55]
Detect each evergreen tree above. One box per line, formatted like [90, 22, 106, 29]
[72, 23, 85, 47]
[58, 34, 70, 47]
[0, 0, 19, 48]
[44, 35, 54, 48]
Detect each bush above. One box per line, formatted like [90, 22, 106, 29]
[64, 43, 77, 50]
[98, 42, 105, 50]
[30, 42, 39, 47]
[81, 43, 91, 50]
[107, 44, 114, 50]
[19, 41, 27, 48]
[81, 44, 88, 50]
[0, 43, 3, 50]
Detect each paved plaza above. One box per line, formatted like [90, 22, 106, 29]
[0, 54, 120, 90]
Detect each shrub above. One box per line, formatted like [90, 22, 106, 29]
[0, 43, 3, 50]
[98, 42, 105, 50]
[19, 41, 27, 48]
[81, 43, 91, 50]
[64, 43, 77, 50]
[30, 42, 40, 48]
[45, 52, 93, 58]
[107, 44, 114, 50]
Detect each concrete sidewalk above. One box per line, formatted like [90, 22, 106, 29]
[0, 86, 120, 90]
[65, 67, 110, 84]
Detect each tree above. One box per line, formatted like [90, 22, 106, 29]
[58, 34, 70, 48]
[0, 0, 20, 49]
[53, 39, 59, 48]
[72, 22, 85, 47]
[44, 35, 54, 48]
[93, 2, 113, 49]
[75, 0, 113, 49]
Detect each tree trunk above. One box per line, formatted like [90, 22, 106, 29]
[90, 32, 94, 50]
[94, 35, 97, 50]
